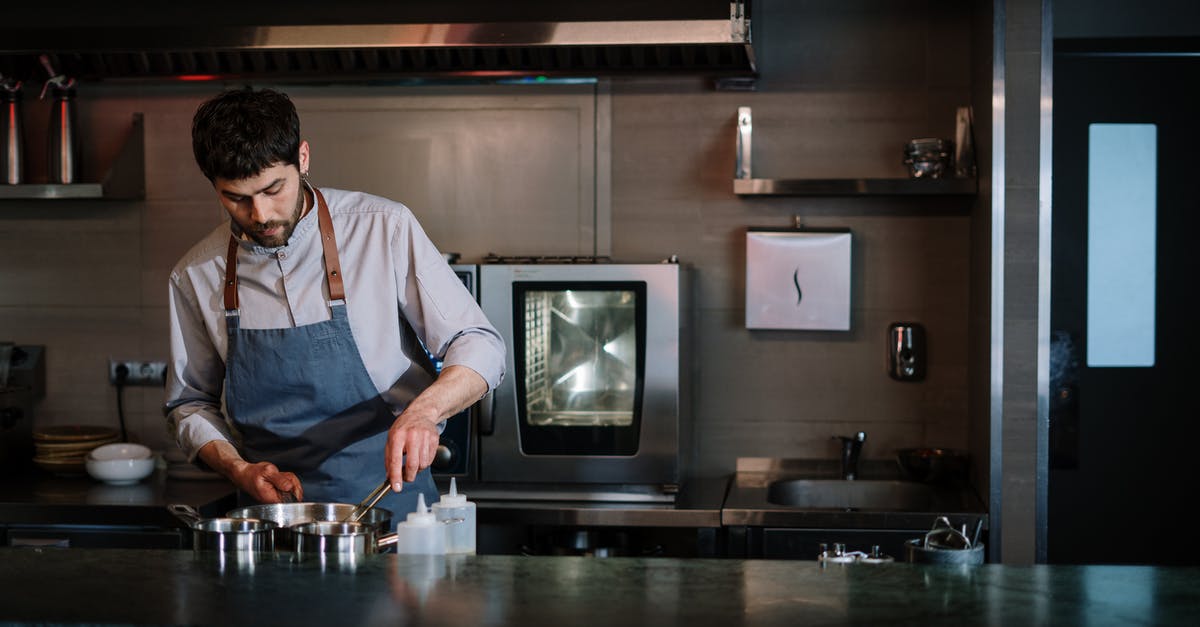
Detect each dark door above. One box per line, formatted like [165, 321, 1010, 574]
[1050, 50, 1200, 565]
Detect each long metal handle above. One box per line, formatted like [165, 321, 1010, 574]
[735, 106, 752, 180]
[478, 390, 496, 436]
[167, 503, 203, 528]
[348, 479, 391, 523]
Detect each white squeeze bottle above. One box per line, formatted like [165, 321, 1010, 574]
[394, 493, 446, 555]
[431, 478, 476, 554]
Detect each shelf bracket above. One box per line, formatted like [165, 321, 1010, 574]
[101, 113, 145, 200]
[735, 106, 752, 180]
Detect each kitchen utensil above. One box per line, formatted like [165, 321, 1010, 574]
[924, 516, 971, 550]
[168, 504, 278, 553]
[895, 447, 970, 484]
[226, 502, 393, 550]
[292, 520, 397, 557]
[905, 516, 986, 565]
[0, 80, 22, 185]
[344, 479, 391, 523]
[39, 55, 79, 184]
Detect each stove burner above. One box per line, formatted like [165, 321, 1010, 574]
[483, 253, 612, 264]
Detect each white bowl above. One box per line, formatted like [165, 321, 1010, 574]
[85, 443, 155, 485]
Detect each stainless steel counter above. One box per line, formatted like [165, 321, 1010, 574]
[722, 458, 987, 530]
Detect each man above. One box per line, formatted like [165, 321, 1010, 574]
[165, 87, 504, 515]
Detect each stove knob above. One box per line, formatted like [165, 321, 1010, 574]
[1, 407, 22, 430]
[432, 443, 455, 469]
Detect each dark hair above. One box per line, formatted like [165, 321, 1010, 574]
[191, 87, 301, 182]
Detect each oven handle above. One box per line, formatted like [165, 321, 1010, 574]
[478, 390, 495, 436]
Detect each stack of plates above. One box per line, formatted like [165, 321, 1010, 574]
[33, 425, 121, 475]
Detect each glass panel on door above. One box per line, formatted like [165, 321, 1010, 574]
[522, 288, 638, 427]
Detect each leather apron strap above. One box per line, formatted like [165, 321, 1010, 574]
[223, 188, 342, 310]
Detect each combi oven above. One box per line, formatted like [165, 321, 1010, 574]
[433, 261, 683, 501]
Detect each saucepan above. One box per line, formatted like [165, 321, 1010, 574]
[168, 504, 278, 553]
[224, 502, 393, 550]
[292, 520, 398, 556]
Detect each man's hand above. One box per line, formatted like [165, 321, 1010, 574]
[385, 365, 488, 492]
[386, 409, 441, 491]
[197, 440, 302, 503]
[230, 461, 303, 503]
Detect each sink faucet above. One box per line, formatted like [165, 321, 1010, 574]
[834, 431, 866, 480]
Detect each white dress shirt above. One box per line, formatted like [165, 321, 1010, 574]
[165, 185, 505, 461]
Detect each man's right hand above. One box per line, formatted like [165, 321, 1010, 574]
[197, 440, 303, 504]
[229, 460, 303, 503]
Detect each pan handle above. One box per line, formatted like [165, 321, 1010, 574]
[167, 503, 202, 528]
[377, 532, 398, 551]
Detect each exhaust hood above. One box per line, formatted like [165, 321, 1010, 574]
[0, 1, 753, 83]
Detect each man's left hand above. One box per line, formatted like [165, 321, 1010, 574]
[386, 408, 441, 491]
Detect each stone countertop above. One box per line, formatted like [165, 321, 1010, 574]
[1, 548, 1197, 626]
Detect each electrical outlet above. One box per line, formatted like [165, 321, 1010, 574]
[109, 359, 167, 386]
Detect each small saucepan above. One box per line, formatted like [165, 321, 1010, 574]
[292, 520, 398, 556]
[168, 504, 278, 552]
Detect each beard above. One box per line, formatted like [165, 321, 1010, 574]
[248, 186, 307, 248]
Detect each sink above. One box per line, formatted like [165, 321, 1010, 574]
[766, 479, 936, 511]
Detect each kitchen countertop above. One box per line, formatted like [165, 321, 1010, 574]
[722, 458, 987, 531]
[460, 476, 729, 528]
[1, 548, 1197, 625]
[0, 467, 237, 527]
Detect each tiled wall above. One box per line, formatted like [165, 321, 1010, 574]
[1, 1, 980, 478]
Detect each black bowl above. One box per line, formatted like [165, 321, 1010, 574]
[895, 448, 969, 484]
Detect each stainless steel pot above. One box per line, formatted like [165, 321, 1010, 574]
[225, 502, 393, 549]
[168, 504, 277, 552]
[292, 520, 397, 556]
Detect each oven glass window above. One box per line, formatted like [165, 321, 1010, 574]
[522, 288, 638, 427]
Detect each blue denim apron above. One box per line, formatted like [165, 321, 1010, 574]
[221, 188, 437, 520]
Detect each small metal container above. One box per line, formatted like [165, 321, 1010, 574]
[292, 520, 396, 556]
[903, 138, 954, 179]
[190, 518, 278, 553]
[168, 504, 277, 553]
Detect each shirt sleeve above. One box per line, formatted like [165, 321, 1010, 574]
[392, 209, 507, 393]
[164, 269, 236, 462]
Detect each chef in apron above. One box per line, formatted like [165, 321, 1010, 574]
[165, 87, 505, 519]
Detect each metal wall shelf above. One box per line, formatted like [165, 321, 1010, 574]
[733, 177, 977, 196]
[0, 113, 144, 201]
[732, 107, 977, 197]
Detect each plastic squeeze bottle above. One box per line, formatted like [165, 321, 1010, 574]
[393, 493, 446, 555]
[431, 478, 476, 554]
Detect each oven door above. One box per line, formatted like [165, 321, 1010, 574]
[478, 264, 679, 486]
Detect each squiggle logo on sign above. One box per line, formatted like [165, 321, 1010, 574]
[793, 268, 803, 305]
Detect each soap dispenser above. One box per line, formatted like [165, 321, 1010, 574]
[393, 493, 446, 555]
[431, 478, 476, 554]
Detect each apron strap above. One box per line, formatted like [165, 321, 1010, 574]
[313, 189, 345, 302]
[223, 235, 240, 311]
[222, 186, 345, 311]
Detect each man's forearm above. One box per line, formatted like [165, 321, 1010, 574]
[402, 364, 488, 425]
[196, 440, 250, 479]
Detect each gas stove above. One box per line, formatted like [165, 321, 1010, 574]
[482, 253, 612, 264]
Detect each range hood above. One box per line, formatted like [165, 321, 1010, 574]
[0, 1, 753, 83]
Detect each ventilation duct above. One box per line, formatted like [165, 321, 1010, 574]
[0, 1, 753, 82]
